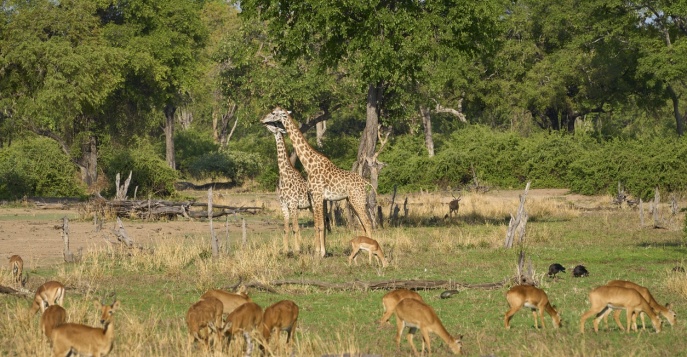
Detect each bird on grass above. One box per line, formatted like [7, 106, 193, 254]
[547, 263, 566, 279]
[572, 265, 589, 277]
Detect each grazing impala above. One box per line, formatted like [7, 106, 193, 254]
[605, 280, 676, 330]
[504, 285, 561, 329]
[380, 289, 424, 326]
[30, 281, 65, 315]
[394, 298, 463, 355]
[40, 305, 67, 345]
[262, 300, 299, 347]
[200, 285, 251, 316]
[224, 302, 264, 356]
[8, 255, 24, 286]
[50, 297, 120, 357]
[186, 297, 224, 350]
[348, 236, 388, 268]
[580, 285, 662, 333]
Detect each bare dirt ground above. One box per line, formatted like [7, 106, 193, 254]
[0, 188, 602, 269]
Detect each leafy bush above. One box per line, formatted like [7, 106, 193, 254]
[174, 129, 219, 173]
[379, 126, 687, 197]
[0, 137, 85, 199]
[101, 140, 178, 198]
[184, 150, 261, 185]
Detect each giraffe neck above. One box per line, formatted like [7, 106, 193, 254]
[272, 132, 296, 173]
[280, 113, 322, 172]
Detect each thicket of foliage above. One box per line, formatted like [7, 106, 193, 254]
[378, 126, 687, 199]
[0, 138, 85, 200]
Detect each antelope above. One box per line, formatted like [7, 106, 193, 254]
[8, 255, 24, 286]
[40, 304, 67, 345]
[380, 289, 424, 326]
[504, 285, 561, 329]
[186, 297, 224, 350]
[200, 285, 251, 316]
[394, 298, 463, 355]
[224, 301, 264, 356]
[579, 285, 661, 333]
[30, 281, 65, 316]
[447, 193, 462, 218]
[50, 297, 120, 357]
[604, 280, 676, 330]
[348, 236, 388, 268]
[262, 300, 299, 347]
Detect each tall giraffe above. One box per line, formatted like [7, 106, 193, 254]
[264, 122, 311, 253]
[261, 107, 374, 257]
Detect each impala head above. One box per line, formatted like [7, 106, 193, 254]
[98, 294, 120, 326]
[450, 334, 464, 355]
[261, 107, 291, 125]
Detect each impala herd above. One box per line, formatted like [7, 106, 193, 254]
[6, 249, 678, 356]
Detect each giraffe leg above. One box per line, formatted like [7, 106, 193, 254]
[311, 194, 326, 257]
[347, 195, 373, 235]
[281, 204, 290, 253]
[290, 205, 301, 253]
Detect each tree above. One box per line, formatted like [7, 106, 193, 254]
[0, 0, 125, 187]
[241, 0, 504, 178]
[99, 0, 208, 169]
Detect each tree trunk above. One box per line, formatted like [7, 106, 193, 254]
[668, 85, 684, 136]
[79, 135, 98, 187]
[177, 107, 193, 130]
[420, 106, 435, 157]
[316, 120, 327, 148]
[352, 83, 381, 177]
[217, 103, 237, 149]
[164, 104, 176, 170]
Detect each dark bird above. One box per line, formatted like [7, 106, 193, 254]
[547, 263, 566, 278]
[572, 265, 589, 277]
[440, 290, 460, 299]
[672, 266, 685, 273]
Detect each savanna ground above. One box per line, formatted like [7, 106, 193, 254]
[1, 188, 686, 356]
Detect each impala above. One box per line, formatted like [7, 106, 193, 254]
[224, 301, 264, 356]
[50, 297, 120, 357]
[394, 298, 463, 355]
[504, 285, 561, 329]
[40, 305, 67, 345]
[8, 255, 24, 286]
[200, 285, 251, 316]
[30, 281, 65, 316]
[605, 280, 676, 330]
[380, 288, 424, 326]
[348, 236, 388, 268]
[579, 285, 661, 333]
[262, 300, 299, 347]
[186, 297, 224, 350]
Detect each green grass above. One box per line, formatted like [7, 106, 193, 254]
[1, 205, 686, 356]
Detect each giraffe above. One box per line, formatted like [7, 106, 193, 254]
[261, 107, 374, 257]
[263, 122, 311, 253]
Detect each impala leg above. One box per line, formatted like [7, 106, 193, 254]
[579, 308, 600, 333]
[421, 329, 432, 356]
[611, 309, 624, 331]
[531, 310, 539, 329]
[504, 306, 521, 329]
[539, 308, 546, 328]
[625, 310, 633, 332]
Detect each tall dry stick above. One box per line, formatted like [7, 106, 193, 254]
[209, 188, 218, 258]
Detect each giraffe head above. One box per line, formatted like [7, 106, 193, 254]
[261, 107, 291, 126]
[263, 121, 287, 135]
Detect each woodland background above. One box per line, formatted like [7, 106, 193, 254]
[2, 0, 687, 201]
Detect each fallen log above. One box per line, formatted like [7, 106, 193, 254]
[264, 278, 510, 291]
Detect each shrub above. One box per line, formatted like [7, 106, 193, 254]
[185, 150, 261, 185]
[0, 137, 85, 199]
[101, 140, 177, 198]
